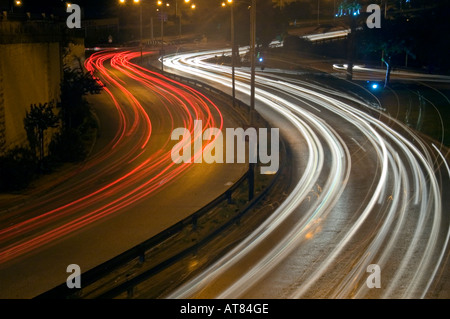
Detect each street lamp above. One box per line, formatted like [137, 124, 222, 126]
[317, 0, 320, 25]
[157, 0, 196, 70]
[223, 0, 255, 199]
[11, 0, 21, 13]
[248, 0, 257, 201]
[119, 0, 144, 46]
[176, 0, 192, 38]
[157, 1, 170, 72]
[223, 0, 256, 123]
[222, 0, 236, 107]
[135, 0, 143, 47]
[249, 0, 256, 125]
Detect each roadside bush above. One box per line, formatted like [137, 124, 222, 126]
[48, 128, 86, 163]
[0, 147, 38, 192]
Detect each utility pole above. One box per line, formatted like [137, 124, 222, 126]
[139, 4, 143, 46]
[140, 4, 143, 61]
[346, 14, 357, 80]
[230, 1, 236, 107]
[248, 0, 256, 201]
[161, 12, 164, 72]
[250, 0, 256, 125]
[176, 0, 181, 38]
[317, 0, 320, 25]
[151, 16, 154, 40]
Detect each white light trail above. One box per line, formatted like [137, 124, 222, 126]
[162, 47, 449, 299]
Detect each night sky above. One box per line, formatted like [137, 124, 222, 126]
[0, 0, 216, 19]
[0, 0, 118, 18]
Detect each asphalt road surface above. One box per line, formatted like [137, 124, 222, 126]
[162, 45, 450, 299]
[0, 50, 247, 298]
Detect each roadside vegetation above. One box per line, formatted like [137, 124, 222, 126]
[0, 65, 102, 192]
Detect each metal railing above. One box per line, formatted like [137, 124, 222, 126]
[36, 58, 285, 299]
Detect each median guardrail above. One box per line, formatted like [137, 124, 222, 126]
[35, 53, 285, 299]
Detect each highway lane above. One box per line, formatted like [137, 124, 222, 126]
[0, 50, 247, 298]
[162, 47, 450, 299]
[332, 64, 450, 83]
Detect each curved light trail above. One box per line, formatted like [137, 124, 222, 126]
[0, 50, 225, 266]
[333, 63, 450, 83]
[162, 47, 450, 299]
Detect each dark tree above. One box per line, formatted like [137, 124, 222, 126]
[335, 0, 366, 80]
[256, 0, 280, 49]
[281, 1, 312, 21]
[359, 15, 415, 87]
[59, 65, 103, 129]
[24, 102, 59, 162]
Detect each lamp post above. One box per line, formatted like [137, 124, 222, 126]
[248, 0, 256, 202]
[223, 0, 256, 199]
[137, 0, 143, 46]
[176, 0, 191, 38]
[223, 0, 255, 201]
[159, 0, 195, 70]
[119, 0, 144, 47]
[317, 0, 320, 25]
[10, 0, 22, 13]
[230, 0, 235, 108]
[249, 0, 256, 125]
[223, 0, 236, 107]
[222, 0, 255, 121]
[157, 1, 171, 72]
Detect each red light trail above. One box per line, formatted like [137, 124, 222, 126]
[0, 50, 224, 264]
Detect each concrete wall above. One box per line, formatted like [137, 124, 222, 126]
[0, 41, 62, 153]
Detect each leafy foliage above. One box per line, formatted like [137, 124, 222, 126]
[0, 146, 37, 192]
[23, 102, 59, 162]
[48, 128, 87, 163]
[59, 66, 103, 129]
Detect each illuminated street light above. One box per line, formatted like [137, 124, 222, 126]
[10, 0, 22, 13]
[174, 0, 196, 38]
[157, 1, 170, 72]
[221, 0, 256, 197]
[250, 0, 256, 121]
[118, 0, 144, 48]
[118, 1, 197, 68]
[221, 0, 255, 123]
[222, 0, 235, 107]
